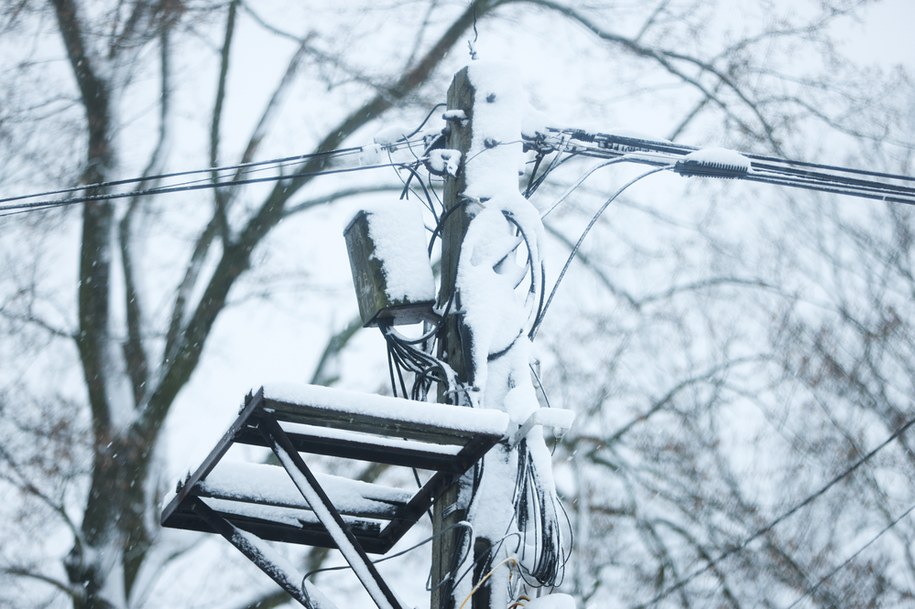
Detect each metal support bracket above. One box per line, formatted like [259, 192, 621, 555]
[192, 497, 330, 609]
[259, 415, 406, 609]
[161, 384, 510, 608]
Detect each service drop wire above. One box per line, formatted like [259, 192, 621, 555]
[0, 160, 424, 219]
[539, 158, 630, 219]
[530, 165, 671, 339]
[633, 414, 915, 609]
[0, 137, 433, 216]
[783, 501, 915, 609]
[0, 146, 363, 208]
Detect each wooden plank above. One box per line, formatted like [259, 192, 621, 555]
[433, 65, 478, 609]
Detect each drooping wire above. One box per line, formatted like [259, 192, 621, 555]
[511, 440, 571, 588]
[539, 158, 629, 219]
[404, 102, 447, 141]
[530, 165, 670, 339]
[0, 137, 434, 217]
[632, 414, 915, 609]
[397, 160, 442, 223]
[0, 146, 363, 207]
[380, 321, 458, 403]
[501, 211, 545, 331]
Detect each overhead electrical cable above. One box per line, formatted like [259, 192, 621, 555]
[0, 146, 362, 206]
[526, 128, 915, 206]
[0, 137, 433, 217]
[0, 162, 412, 217]
[783, 501, 915, 609]
[631, 415, 915, 609]
[530, 166, 670, 339]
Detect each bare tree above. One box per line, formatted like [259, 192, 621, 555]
[0, 1, 911, 608]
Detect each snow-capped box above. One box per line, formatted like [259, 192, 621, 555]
[344, 200, 436, 327]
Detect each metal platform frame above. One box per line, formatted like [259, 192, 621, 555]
[161, 386, 510, 609]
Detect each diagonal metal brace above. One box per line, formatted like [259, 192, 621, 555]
[258, 416, 406, 609]
[191, 497, 332, 609]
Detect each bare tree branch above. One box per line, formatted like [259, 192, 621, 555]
[50, 0, 117, 436]
[0, 565, 82, 601]
[142, 0, 497, 436]
[514, 0, 784, 151]
[210, 0, 239, 243]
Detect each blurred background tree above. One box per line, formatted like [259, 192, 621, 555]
[0, 1, 912, 608]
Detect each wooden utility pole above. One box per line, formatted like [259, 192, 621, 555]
[432, 61, 526, 609]
[431, 65, 477, 609]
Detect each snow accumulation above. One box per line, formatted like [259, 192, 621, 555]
[357, 143, 385, 167]
[682, 146, 752, 171]
[456, 61, 545, 414]
[263, 383, 510, 436]
[203, 497, 332, 528]
[361, 200, 436, 303]
[442, 109, 467, 122]
[201, 462, 412, 514]
[280, 421, 463, 455]
[462, 61, 525, 200]
[447, 61, 566, 606]
[373, 124, 410, 146]
[428, 148, 462, 177]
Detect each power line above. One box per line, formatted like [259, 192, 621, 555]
[0, 162, 413, 218]
[784, 501, 915, 609]
[530, 166, 668, 340]
[0, 146, 363, 207]
[527, 128, 915, 206]
[632, 414, 915, 609]
[0, 137, 433, 217]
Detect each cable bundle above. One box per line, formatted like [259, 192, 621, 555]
[513, 440, 571, 588]
[381, 322, 456, 402]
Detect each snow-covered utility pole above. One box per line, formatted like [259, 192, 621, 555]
[432, 63, 566, 609]
[430, 64, 476, 609]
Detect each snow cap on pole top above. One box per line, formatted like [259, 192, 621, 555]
[464, 61, 524, 201]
